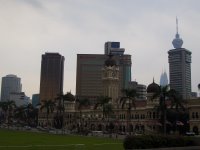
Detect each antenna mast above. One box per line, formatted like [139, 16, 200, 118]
[176, 17, 178, 34]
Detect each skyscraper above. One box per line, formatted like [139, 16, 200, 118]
[39, 53, 64, 103]
[1, 74, 22, 101]
[104, 42, 125, 55]
[168, 19, 192, 99]
[160, 70, 168, 87]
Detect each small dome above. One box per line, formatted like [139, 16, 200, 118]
[147, 79, 160, 93]
[105, 55, 116, 67]
[64, 92, 75, 101]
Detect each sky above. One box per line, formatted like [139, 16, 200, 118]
[0, 0, 200, 98]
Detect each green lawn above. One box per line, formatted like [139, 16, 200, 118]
[0, 129, 123, 150]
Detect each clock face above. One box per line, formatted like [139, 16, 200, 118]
[112, 71, 117, 77]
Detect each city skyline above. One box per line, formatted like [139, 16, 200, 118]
[0, 0, 200, 97]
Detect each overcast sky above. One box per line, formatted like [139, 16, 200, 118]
[0, 0, 200, 97]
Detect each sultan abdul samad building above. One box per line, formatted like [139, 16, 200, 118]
[38, 35, 200, 135]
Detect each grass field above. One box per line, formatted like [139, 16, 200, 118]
[0, 129, 123, 150]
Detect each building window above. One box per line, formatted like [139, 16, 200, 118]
[196, 112, 199, 118]
[192, 112, 195, 119]
[153, 112, 156, 119]
[149, 112, 152, 119]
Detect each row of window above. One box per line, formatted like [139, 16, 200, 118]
[118, 112, 159, 120]
[192, 112, 199, 119]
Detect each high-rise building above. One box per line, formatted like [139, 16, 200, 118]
[76, 53, 131, 104]
[1, 74, 22, 101]
[160, 70, 168, 87]
[104, 42, 125, 55]
[168, 19, 192, 99]
[39, 53, 64, 103]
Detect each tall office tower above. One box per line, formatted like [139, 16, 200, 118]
[76, 54, 131, 104]
[104, 42, 125, 55]
[39, 53, 64, 103]
[168, 19, 192, 99]
[1, 74, 22, 101]
[160, 70, 168, 87]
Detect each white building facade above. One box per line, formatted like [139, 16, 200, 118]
[9, 92, 30, 107]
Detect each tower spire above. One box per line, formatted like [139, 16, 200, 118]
[176, 17, 178, 34]
[172, 17, 183, 49]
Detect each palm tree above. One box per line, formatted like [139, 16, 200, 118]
[76, 98, 90, 132]
[152, 85, 169, 135]
[0, 101, 16, 127]
[94, 96, 112, 121]
[167, 89, 186, 133]
[152, 85, 184, 135]
[40, 100, 55, 128]
[94, 96, 112, 132]
[14, 105, 26, 125]
[103, 103, 113, 132]
[120, 88, 138, 135]
[55, 94, 65, 128]
[25, 103, 34, 126]
[55, 92, 75, 129]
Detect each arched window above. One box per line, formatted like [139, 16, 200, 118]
[192, 112, 195, 119]
[196, 112, 199, 118]
[149, 112, 152, 119]
[153, 112, 156, 119]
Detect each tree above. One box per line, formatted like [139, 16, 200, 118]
[54, 94, 65, 129]
[167, 89, 186, 134]
[0, 101, 16, 126]
[94, 96, 112, 121]
[120, 88, 138, 135]
[40, 100, 55, 127]
[152, 85, 184, 135]
[76, 98, 90, 132]
[14, 105, 26, 125]
[55, 92, 75, 129]
[25, 103, 34, 126]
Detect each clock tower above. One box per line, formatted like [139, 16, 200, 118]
[102, 55, 119, 104]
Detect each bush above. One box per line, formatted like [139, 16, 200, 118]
[123, 135, 194, 149]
